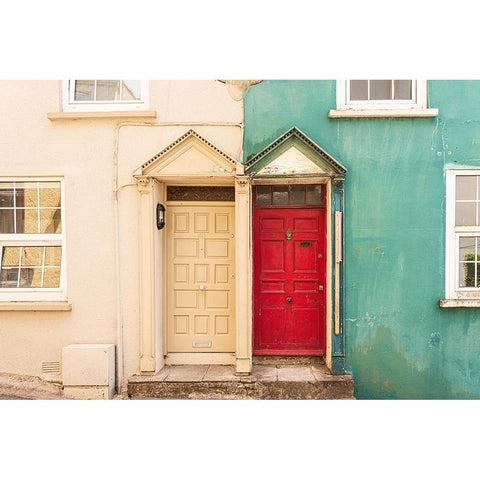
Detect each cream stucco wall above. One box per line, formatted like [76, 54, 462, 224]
[0, 80, 243, 389]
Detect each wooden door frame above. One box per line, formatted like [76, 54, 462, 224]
[250, 177, 334, 370]
[136, 176, 252, 375]
[164, 200, 236, 361]
[252, 205, 327, 355]
[133, 129, 251, 375]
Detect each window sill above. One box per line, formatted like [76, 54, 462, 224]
[328, 108, 439, 118]
[47, 111, 157, 120]
[0, 301, 72, 311]
[439, 299, 480, 308]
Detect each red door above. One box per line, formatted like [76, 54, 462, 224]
[253, 208, 326, 355]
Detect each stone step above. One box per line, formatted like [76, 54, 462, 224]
[127, 365, 355, 400]
[253, 355, 326, 366]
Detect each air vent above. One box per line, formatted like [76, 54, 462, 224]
[41, 361, 61, 375]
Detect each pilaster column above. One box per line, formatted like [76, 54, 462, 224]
[136, 176, 156, 373]
[235, 176, 252, 374]
[331, 177, 346, 374]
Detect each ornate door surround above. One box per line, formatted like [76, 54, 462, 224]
[246, 127, 347, 373]
[133, 130, 252, 375]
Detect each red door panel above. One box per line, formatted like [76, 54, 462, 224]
[292, 307, 321, 345]
[260, 240, 285, 272]
[253, 208, 326, 355]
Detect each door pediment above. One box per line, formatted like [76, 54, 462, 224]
[246, 127, 346, 178]
[134, 129, 238, 179]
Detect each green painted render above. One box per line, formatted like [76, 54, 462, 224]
[244, 80, 480, 399]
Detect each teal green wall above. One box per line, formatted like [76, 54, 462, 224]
[244, 80, 480, 399]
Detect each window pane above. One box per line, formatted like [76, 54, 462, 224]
[456, 176, 477, 200]
[290, 185, 305, 204]
[350, 80, 368, 101]
[0, 183, 14, 207]
[40, 209, 61, 233]
[394, 80, 412, 100]
[0, 209, 15, 233]
[15, 182, 38, 208]
[44, 246, 61, 266]
[74, 80, 95, 101]
[306, 185, 323, 205]
[272, 186, 288, 205]
[456, 202, 477, 225]
[95, 80, 121, 101]
[16, 208, 39, 233]
[459, 237, 475, 261]
[121, 80, 141, 100]
[370, 80, 392, 100]
[167, 186, 235, 201]
[43, 268, 60, 288]
[0, 268, 18, 288]
[2, 246, 20, 267]
[0, 246, 61, 289]
[21, 246, 44, 266]
[256, 186, 271, 205]
[39, 183, 61, 208]
[459, 262, 476, 287]
[19, 267, 43, 288]
[459, 237, 480, 287]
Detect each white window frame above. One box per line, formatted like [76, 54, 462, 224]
[0, 177, 67, 302]
[336, 80, 428, 110]
[445, 169, 480, 300]
[62, 80, 149, 112]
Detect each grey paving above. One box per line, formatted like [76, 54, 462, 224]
[127, 361, 355, 400]
[163, 365, 209, 382]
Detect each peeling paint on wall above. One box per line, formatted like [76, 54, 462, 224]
[245, 80, 480, 399]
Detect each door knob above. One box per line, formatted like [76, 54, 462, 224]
[286, 297, 292, 303]
[199, 285, 206, 291]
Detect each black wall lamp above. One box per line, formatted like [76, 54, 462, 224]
[156, 204, 165, 230]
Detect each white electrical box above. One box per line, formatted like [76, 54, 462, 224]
[62, 344, 115, 399]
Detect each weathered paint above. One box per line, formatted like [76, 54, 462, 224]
[244, 80, 480, 399]
[331, 180, 345, 373]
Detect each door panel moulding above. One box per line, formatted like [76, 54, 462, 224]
[166, 205, 236, 354]
[252, 207, 327, 355]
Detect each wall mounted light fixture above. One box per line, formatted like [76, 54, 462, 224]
[156, 203, 165, 230]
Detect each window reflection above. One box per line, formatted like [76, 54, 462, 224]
[73, 80, 142, 102]
[0, 246, 61, 288]
[0, 182, 61, 234]
[255, 185, 324, 206]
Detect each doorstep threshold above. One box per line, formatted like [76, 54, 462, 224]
[127, 364, 355, 400]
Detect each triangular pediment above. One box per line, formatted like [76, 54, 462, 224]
[246, 127, 346, 178]
[134, 130, 237, 178]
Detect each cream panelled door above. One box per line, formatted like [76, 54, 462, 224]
[167, 205, 235, 352]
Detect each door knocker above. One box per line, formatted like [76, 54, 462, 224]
[286, 228, 293, 241]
